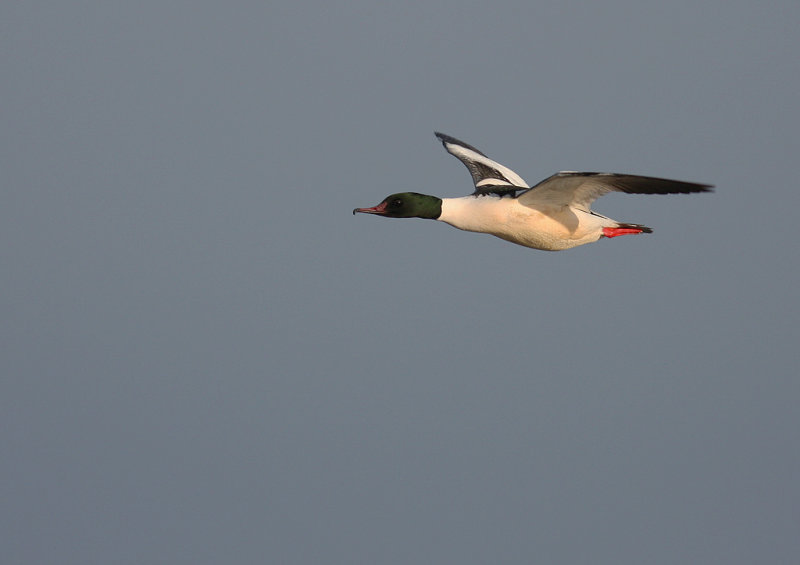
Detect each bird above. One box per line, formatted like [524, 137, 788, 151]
[353, 132, 712, 251]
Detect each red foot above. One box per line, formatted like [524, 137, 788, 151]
[603, 227, 643, 238]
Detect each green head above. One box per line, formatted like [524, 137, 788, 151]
[352, 192, 442, 219]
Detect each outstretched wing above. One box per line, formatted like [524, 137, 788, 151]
[519, 172, 712, 212]
[435, 132, 529, 194]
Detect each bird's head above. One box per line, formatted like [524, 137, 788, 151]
[352, 192, 441, 219]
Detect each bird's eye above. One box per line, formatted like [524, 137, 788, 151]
[392, 198, 403, 207]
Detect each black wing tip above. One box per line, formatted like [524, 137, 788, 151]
[644, 180, 714, 195]
[650, 180, 714, 195]
[558, 172, 714, 194]
[433, 131, 487, 156]
[434, 131, 462, 146]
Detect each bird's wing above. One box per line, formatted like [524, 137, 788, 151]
[518, 172, 713, 212]
[435, 132, 529, 191]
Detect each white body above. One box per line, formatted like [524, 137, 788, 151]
[439, 196, 610, 251]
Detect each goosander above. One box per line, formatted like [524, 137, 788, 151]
[353, 132, 712, 251]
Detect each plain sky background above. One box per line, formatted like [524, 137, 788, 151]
[2, 1, 798, 564]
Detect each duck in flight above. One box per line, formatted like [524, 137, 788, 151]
[353, 132, 712, 251]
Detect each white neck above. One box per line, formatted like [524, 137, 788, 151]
[438, 196, 511, 234]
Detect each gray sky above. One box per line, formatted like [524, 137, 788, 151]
[2, 1, 798, 563]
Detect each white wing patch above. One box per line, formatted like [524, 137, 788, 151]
[435, 132, 529, 189]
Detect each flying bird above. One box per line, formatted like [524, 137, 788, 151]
[353, 132, 712, 251]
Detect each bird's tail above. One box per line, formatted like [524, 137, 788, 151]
[602, 223, 653, 238]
